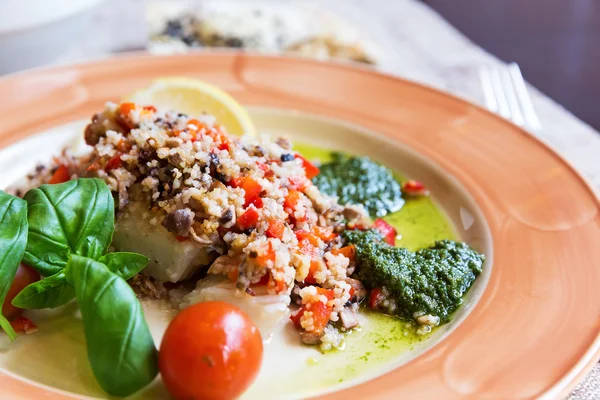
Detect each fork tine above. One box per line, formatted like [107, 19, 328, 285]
[507, 62, 542, 130]
[479, 67, 499, 113]
[488, 67, 511, 119]
[500, 66, 526, 127]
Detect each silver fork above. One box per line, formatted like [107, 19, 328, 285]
[479, 62, 542, 131]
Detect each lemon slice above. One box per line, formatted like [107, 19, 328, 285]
[125, 77, 255, 136]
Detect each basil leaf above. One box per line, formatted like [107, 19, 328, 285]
[23, 179, 114, 276]
[99, 252, 149, 281]
[65, 255, 158, 397]
[0, 191, 28, 341]
[11, 272, 74, 310]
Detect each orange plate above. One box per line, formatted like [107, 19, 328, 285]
[0, 53, 599, 399]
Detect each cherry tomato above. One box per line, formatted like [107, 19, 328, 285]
[159, 301, 263, 400]
[2, 264, 40, 320]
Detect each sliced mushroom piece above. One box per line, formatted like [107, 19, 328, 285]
[340, 306, 359, 329]
[219, 206, 236, 228]
[162, 208, 195, 237]
[188, 225, 214, 245]
[300, 331, 323, 345]
[345, 278, 367, 303]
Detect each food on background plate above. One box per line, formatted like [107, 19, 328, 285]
[0, 78, 484, 398]
[147, 0, 378, 65]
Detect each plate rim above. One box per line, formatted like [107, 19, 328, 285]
[0, 51, 598, 399]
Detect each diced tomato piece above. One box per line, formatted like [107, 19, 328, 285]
[175, 236, 188, 242]
[369, 287, 385, 310]
[266, 220, 286, 239]
[331, 245, 356, 261]
[231, 177, 262, 207]
[9, 316, 38, 335]
[238, 207, 260, 230]
[349, 286, 356, 297]
[119, 102, 136, 115]
[312, 226, 337, 242]
[48, 165, 70, 184]
[295, 154, 320, 179]
[288, 176, 309, 191]
[402, 180, 429, 196]
[105, 155, 122, 172]
[143, 105, 157, 112]
[295, 231, 320, 247]
[373, 218, 396, 246]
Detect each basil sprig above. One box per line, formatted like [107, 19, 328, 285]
[65, 255, 158, 397]
[23, 179, 114, 276]
[0, 191, 28, 340]
[1, 179, 156, 397]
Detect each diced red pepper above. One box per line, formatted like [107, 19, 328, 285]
[316, 287, 334, 301]
[231, 177, 263, 207]
[290, 301, 331, 334]
[104, 155, 122, 172]
[288, 176, 309, 191]
[369, 287, 385, 310]
[227, 268, 239, 283]
[252, 197, 264, 208]
[402, 180, 429, 196]
[295, 154, 320, 179]
[48, 165, 70, 184]
[255, 242, 276, 266]
[312, 226, 337, 242]
[331, 245, 356, 261]
[304, 259, 322, 284]
[373, 218, 396, 246]
[266, 220, 286, 239]
[290, 307, 304, 329]
[9, 316, 38, 335]
[119, 102, 136, 116]
[175, 236, 188, 242]
[186, 118, 205, 130]
[143, 105, 157, 112]
[295, 231, 320, 247]
[238, 207, 260, 230]
[116, 139, 131, 153]
[284, 189, 302, 210]
[307, 301, 331, 334]
[297, 239, 320, 260]
[218, 141, 230, 151]
[254, 274, 270, 286]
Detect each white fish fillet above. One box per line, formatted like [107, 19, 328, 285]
[181, 275, 290, 340]
[112, 202, 213, 282]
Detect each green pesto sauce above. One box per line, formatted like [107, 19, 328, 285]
[293, 143, 458, 385]
[312, 152, 404, 218]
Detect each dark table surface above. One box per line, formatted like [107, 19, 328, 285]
[422, 0, 600, 132]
